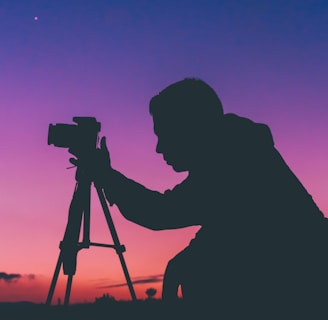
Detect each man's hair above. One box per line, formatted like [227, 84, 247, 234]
[149, 78, 224, 126]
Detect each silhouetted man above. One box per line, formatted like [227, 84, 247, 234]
[88, 78, 328, 318]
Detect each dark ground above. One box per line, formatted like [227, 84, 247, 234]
[2, 300, 327, 319]
[0, 300, 193, 320]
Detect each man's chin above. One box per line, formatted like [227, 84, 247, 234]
[171, 163, 188, 173]
[164, 157, 189, 172]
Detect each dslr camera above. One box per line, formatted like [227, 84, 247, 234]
[48, 117, 101, 155]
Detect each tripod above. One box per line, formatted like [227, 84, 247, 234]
[45, 162, 137, 306]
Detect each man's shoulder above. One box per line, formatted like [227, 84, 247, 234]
[222, 113, 274, 149]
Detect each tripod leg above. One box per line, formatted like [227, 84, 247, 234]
[95, 186, 137, 301]
[46, 181, 88, 306]
[46, 251, 63, 305]
[64, 274, 73, 306]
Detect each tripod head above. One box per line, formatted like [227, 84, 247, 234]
[48, 116, 102, 186]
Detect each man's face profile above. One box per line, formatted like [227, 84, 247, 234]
[153, 115, 190, 173]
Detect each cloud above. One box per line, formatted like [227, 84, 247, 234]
[0, 272, 21, 283]
[27, 274, 36, 280]
[97, 274, 163, 289]
[0, 272, 36, 283]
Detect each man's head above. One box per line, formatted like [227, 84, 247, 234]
[149, 78, 224, 172]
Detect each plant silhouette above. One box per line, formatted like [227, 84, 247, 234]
[145, 288, 157, 299]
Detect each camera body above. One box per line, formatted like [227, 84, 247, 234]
[48, 117, 101, 154]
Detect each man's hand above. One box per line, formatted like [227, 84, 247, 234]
[94, 136, 112, 182]
[68, 136, 112, 186]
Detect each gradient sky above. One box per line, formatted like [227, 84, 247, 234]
[0, 0, 327, 304]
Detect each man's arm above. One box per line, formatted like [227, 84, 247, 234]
[94, 137, 201, 230]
